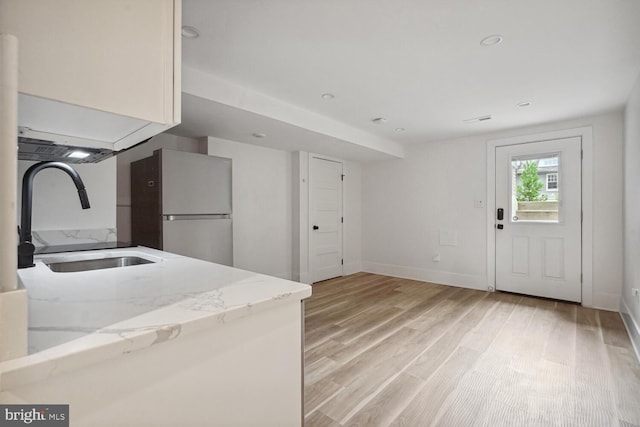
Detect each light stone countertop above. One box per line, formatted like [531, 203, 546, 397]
[1, 247, 311, 391]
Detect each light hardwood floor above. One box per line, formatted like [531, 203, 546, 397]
[304, 273, 640, 427]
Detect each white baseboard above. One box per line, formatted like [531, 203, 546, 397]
[621, 298, 640, 365]
[361, 261, 487, 291]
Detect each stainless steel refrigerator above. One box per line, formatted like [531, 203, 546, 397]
[131, 149, 233, 266]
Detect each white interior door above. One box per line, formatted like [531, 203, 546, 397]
[309, 156, 343, 283]
[495, 137, 582, 302]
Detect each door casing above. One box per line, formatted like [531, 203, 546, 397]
[486, 127, 594, 306]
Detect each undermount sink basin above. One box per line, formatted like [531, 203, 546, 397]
[45, 256, 154, 273]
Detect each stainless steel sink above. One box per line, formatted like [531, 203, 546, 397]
[45, 256, 154, 273]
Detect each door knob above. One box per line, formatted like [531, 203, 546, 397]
[313, 225, 319, 230]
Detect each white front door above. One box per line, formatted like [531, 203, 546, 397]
[495, 137, 582, 302]
[309, 156, 343, 283]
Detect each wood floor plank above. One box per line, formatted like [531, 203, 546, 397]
[306, 356, 340, 387]
[606, 344, 640, 425]
[390, 346, 482, 426]
[303, 273, 640, 427]
[333, 305, 404, 341]
[325, 286, 458, 365]
[342, 373, 423, 427]
[405, 293, 495, 380]
[572, 307, 619, 427]
[305, 410, 341, 427]
[305, 377, 344, 416]
[430, 369, 498, 427]
[317, 327, 421, 421]
[305, 324, 344, 351]
[306, 339, 346, 365]
[326, 307, 427, 366]
[600, 310, 635, 349]
[541, 301, 577, 366]
[459, 292, 521, 352]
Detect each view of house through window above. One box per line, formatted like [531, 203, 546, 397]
[510, 154, 560, 222]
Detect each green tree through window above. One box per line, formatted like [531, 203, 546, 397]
[516, 161, 547, 201]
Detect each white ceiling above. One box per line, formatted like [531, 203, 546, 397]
[171, 0, 640, 161]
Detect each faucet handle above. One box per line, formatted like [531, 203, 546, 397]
[17, 241, 36, 269]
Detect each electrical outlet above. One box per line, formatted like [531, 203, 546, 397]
[432, 253, 440, 262]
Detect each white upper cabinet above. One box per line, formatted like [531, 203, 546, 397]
[0, 0, 181, 152]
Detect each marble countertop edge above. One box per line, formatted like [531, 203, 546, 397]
[0, 285, 309, 391]
[1, 247, 312, 392]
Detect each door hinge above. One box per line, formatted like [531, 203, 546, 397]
[580, 273, 583, 283]
[341, 217, 343, 223]
[341, 259, 344, 265]
[341, 174, 345, 181]
[581, 149, 583, 160]
[581, 211, 583, 222]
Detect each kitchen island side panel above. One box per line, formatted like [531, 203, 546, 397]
[0, 301, 303, 427]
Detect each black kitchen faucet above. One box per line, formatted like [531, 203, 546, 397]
[18, 161, 91, 269]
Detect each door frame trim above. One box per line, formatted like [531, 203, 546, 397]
[486, 126, 593, 306]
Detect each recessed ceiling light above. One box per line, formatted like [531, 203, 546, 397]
[68, 151, 91, 159]
[463, 115, 493, 123]
[182, 26, 200, 39]
[252, 132, 266, 138]
[395, 127, 405, 132]
[371, 117, 388, 125]
[517, 101, 532, 107]
[321, 93, 335, 100]
[480, 34, 503, 46]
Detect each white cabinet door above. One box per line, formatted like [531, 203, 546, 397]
[0, 0, 181, 150]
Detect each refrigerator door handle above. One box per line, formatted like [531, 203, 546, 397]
[163, 214, 232, 221]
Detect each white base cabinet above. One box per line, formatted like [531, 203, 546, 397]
[1, 302, 304, 427]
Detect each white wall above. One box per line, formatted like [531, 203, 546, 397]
[362, 111, 623, 310]
[292, 152, 308, 283]
[116, 133, 206, 242]
[623, 73, 640, 357]
[207, 137, 293, 279]
[343, 160, 363, 275]
[362, 138, 487, 289]
[17, 158, 116, 231]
